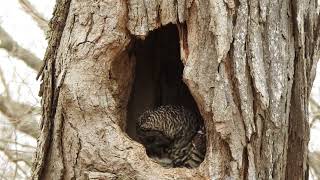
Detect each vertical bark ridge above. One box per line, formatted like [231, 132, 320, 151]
[31, 0, 71, 179]
[286, 0, 319, 179]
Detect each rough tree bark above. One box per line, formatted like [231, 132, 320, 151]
[31, 0, 320, 179]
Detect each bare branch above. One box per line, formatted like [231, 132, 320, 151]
[0, 143, 33, 166]
[310, 98, 320, 110]
[18, 0, 49, 33]
[309, 98, 320, 128]
[0, 26, 42, 72]
[0, 139, 35, 149]
[0, 95, 40, 139]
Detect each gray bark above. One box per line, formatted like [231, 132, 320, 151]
[32, 0, 320, 179]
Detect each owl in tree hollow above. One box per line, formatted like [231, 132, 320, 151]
[136, 105, 206, 168]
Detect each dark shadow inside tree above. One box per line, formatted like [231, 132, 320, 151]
[126, 24, 205, 168]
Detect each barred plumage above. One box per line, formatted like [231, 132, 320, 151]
[136, 105, 206, 168]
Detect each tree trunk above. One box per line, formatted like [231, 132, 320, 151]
[31, 0, 320, 179]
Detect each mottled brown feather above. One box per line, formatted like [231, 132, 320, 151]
[136, 105, 206, 168]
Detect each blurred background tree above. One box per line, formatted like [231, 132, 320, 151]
[0, 0, 319, 179]
[0, 0, 53, 179]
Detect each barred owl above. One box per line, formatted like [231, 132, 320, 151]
[136, 105, 206, 168]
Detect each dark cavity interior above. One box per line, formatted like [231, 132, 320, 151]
[127, 24, 201, 141]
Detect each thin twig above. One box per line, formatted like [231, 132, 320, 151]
[0, 66, 10, 98]
[14, 131, 18, 179]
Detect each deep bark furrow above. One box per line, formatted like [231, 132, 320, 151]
[286, 1, 319, 179]
[31, 0, 72, 179]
